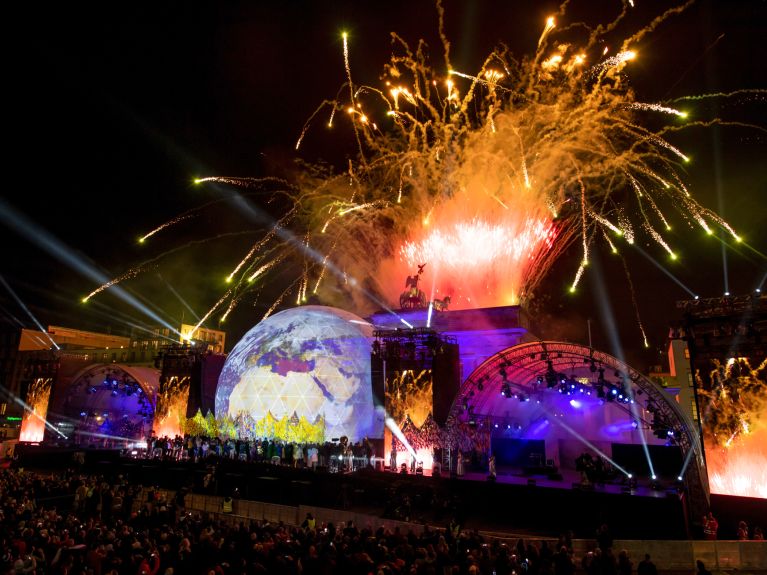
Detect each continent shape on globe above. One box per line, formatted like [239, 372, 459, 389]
[215, 305, 383, 441]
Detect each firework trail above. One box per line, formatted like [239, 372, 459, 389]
[282, 1, 749, 313]
[84, 268, 146, 302]
[619, 256, 649, 347]
[670, 89, 767, 103]
[629, 103, 688, 118]
[90, 1, 761, 328]
[84, 232, 258, 301]
[139, 215, 194, 244]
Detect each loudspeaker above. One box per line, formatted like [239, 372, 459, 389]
[370, 356, 385, 408]
[432, 342, 460, 425]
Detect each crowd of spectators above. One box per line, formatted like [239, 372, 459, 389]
[1, 466, 594, 575]
[3, 463, 763, 575]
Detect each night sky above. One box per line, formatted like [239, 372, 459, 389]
[2, 0, 766, 370]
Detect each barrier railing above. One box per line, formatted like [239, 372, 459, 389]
[136, 489, 767, 571]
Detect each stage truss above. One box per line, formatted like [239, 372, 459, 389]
[447, 340, 709, 524]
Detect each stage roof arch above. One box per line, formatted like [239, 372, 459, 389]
[67, 363, 161, 400]
[448, 340, 709, 520]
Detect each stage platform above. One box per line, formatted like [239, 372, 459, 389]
[14, 444, 690, 539]
[460, 466, 672, 499]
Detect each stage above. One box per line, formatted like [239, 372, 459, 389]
[459, 467, 673, 500]
[14, 443, 690, 539]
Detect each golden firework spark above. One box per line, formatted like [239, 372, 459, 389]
[85, 2, 761, 343]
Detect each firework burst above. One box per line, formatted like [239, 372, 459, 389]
[88, 1, 758, 329]
[698, 358, 767, 498]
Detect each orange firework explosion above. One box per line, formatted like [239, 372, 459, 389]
[154, 375, 191, 439]
[699, 358, 767, 499]
[19, 377, 53, 442]
[88, 2, 759, 329]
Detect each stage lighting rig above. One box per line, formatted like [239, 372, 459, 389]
[544, 361, 558, 388]
[650, 409, 674, 439]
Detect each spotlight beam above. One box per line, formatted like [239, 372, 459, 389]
[589, 256, 657, 477]
[11, 394, 67, 439]
[0, 198, 182, 338]
[625, 386, 657, 479]
[385, 416, 417, 458]
[74, 430, 145, 444]
[0, 275, 59, 350]
[542, 405, 631, 477]
[629, 243, 697, 297]
[677, 441, 696, 479]
[158, 273, 201, 323]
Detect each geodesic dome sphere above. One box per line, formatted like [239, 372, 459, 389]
[215, 305, 382, 441]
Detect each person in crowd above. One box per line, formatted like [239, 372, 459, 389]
[696, 560, 712, 575]
[596, 523, 613, 552]
[737, 520, 749, 540]
[300, 512, 316, 531]
[617, 549, 632, 575]
[702, 512, 718, 540]
[637, 553, 657, 575]
[554, 545, 575, 575]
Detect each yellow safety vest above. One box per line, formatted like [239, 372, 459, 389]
[222, 498, 233, 513]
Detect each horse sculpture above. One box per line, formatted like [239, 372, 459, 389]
[432, 295, 451, 311]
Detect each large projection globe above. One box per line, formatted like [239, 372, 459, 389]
[215, 305, 382, 442]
